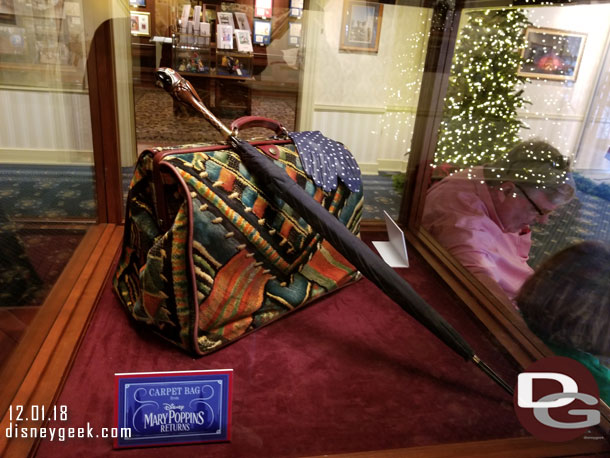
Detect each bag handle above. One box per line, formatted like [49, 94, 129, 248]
[230, 116, 287, 137]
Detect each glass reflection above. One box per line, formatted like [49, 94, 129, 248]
[299, 3, 431, 221]
[516, 241, 610, 405]
[0, 0, 92, 371]
[423, 140, 574, 305]
[422, 4, 610, 308]
[129, 2, 431, 222]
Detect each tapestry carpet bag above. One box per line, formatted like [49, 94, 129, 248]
[114, 117, 364, 355]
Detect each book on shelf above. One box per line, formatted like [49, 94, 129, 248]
[217, 24, 234, 49]
[217, 12, 235, 30]
[234, 12, 251, 32]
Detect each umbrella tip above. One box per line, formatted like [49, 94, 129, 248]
[472, 354, 514, 396]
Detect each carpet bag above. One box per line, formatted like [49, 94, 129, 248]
[114, 117, 363, 355]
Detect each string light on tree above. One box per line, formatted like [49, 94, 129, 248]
[380, 8, 430, 154]
[434, 9, 532, 169]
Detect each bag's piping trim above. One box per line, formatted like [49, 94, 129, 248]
[158, 160, 202, 354]
[151, 139, 291, 164]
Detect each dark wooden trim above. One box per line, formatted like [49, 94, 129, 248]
[0, 225, 105, 417]
[360, 220, 387, 233]
[0, 225, 123, 457]
[400, 0, 461, 227]
[14, 220, 93, 232]
[87, 18, 125, 224]
[305, 435, 610, 457]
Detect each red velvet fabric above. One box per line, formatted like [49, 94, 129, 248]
[36, 247, 525, 457]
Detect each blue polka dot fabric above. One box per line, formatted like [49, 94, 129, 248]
[288, 131, 362, 193]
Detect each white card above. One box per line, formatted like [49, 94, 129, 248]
[372, 211, 409, 268]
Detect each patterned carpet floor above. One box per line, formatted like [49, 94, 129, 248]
[529, 187, 610, 268]
[0, 165, 97, 220]
[133, 86, 298, 144]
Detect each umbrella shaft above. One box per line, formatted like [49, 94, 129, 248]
[231, 137, 475, 361]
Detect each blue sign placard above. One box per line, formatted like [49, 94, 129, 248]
[114, 369, 232, 448]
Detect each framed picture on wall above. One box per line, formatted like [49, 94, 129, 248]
[129, 0, 146, 7]
[130, 11, 150, 36]
[289, 0, 303, 18]
[217, 12, 235, 30]
[289, 22, 301, 46]
[253, 19, 271, 45]
[518, 27, 587, 82]
[235, 29, 253, 53]
[339, 0, 383, 53]
[254, 0, 272, 20]
[217, 24, 234, 49]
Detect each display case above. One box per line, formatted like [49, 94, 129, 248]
[172, 32, 211, 74]
[215, 49, 253, 77]
[4, 0, 610, 456]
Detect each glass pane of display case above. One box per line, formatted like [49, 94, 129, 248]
[0, 0, 93, 372]
[130, 0, 418, 222]
[16, 0, 606, 456]
[41, 0, 546, 454]
[416, 2, 610, 421]
[419, 3, 610, 303]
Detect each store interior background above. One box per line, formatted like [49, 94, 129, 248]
[1, 0, 610, 383]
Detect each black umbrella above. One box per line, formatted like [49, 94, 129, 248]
[155, 67, 513, 395]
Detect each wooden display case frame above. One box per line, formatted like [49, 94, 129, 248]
[0, 0, 609, 456]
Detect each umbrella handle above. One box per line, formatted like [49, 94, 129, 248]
[154, 67, 233, 139]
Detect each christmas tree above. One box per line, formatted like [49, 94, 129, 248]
[433, 9, 531, 169]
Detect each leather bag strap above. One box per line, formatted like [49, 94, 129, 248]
[230, 116, 286, 136]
